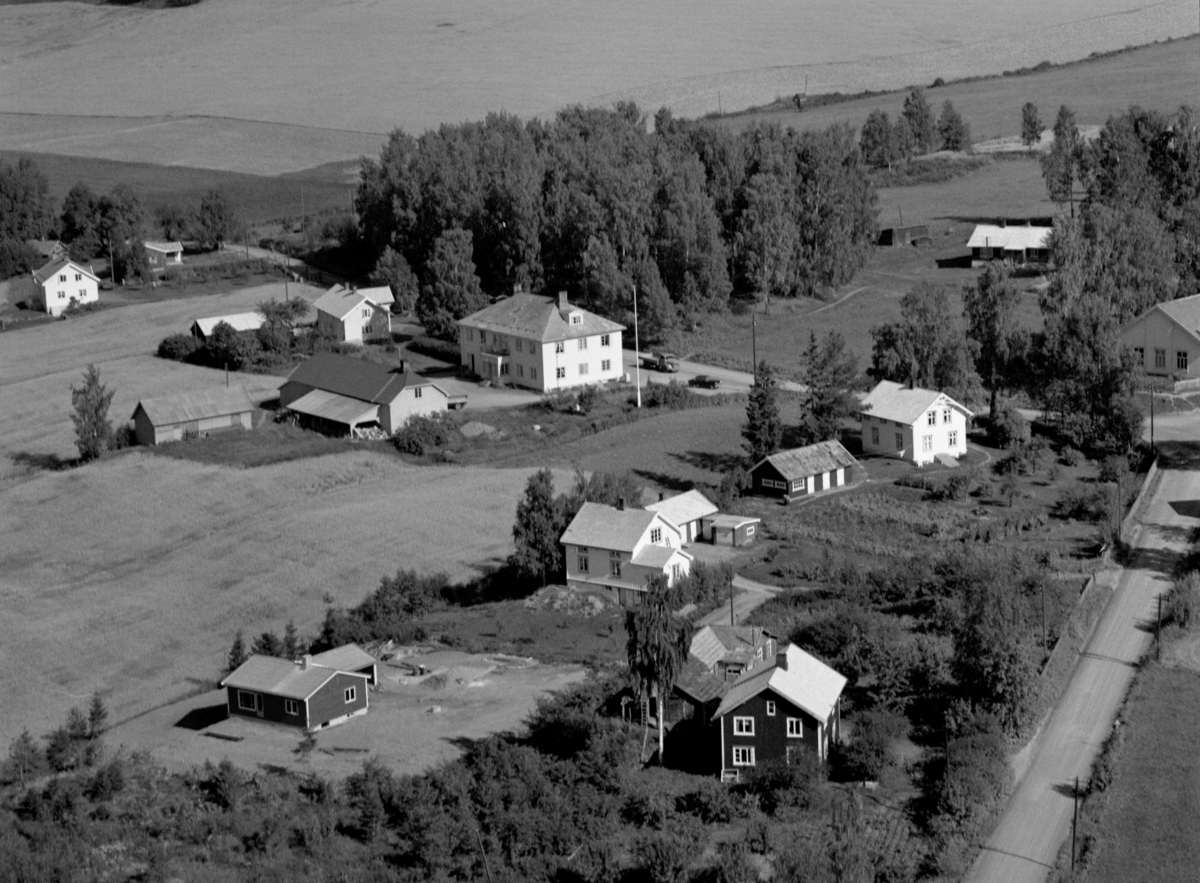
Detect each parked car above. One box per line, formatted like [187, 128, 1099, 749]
[641, 352, 680, 372]
[688, 374, 720, 389]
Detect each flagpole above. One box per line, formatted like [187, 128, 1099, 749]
[633, 284, 642, 409]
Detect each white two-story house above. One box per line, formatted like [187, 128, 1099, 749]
[560, 501, 693, 607]
[30, 258, 99, 316]
[860, 380, 973, 466]
[314, 284, 395, 344]
[457, 290, 625, 392]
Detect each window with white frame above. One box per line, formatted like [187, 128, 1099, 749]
[766, 701, 776, 716]
[792, 479, 804, 492]
[516, 339, 523, 352]
[344, 686, 357, 704]
[59, 274, 66, 282]
[895, 433, 903, 450]
[414, 387, 423, 398]
[531, 368, 537, 380]
[1155, 348, 1166, 369]
[1179, 351, 1189, 371]
[555, 342, 565, 354]
[237, 691, 257, 711]
[948, 430, 958, 446]
[732, 746, 755, 766]
[362, 308, 371, 318]
[650, 527, 662, 543]
[467, 328, 474, 341]
[601, 359, 611, 371]
[284, 699, 299, 716]
[671, 563, 681, 582]
[1134, 346, 1144, 364]
[571, 314, 581, 325]
[58, 291, 65, 299]
[74, 273, 82, 281]
[733, 716, 754, 736]
[927, 411, 936, 426]
[787, 718, 803, 737]
[518, 365, 524, 377]
[556, 367, 565, 379]
[578, 338, 587, 350]
[578, 547, 589, 572]
[942, 408, 951, 424]
[601, 334, 610, 346]
[871, 427, 880, 445]
[609, 551, 621, 577]
[78, 290, 86, 299]
[922, 435, 933, 452]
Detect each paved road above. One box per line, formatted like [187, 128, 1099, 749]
[967, 448, 1199, 883]
[622, 351, 805, 397]
[695, 574, 786, 627]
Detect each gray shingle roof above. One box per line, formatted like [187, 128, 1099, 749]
[32, 257, 98, 286]
[631, 545, 692, 569]
[646, 489, 718, 525]
[860, 380, 973, 426]
[310, 644, 376, 672]
[1153, 294, 1200, 344]
[459, 293, 624, 342]
[753, 440, 858, 481]
[220, 655, 338, 700]
[714, 644, 847, 722]
[192, 313, 265, 337]
[132, 386, 256, 427]
[689, 626, 774, 670]
[284, 352, 430, 404]
[674, 657, 729, 704]
[315, 284, 395, 320]
[560, 502, 659, 552]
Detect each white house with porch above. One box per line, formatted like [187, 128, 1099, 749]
[457, 290, 625, 391]
[860, 380, 973, 466]
[561, 501, 692, 606]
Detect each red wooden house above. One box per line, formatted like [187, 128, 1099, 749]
[221, 653, 370, 731]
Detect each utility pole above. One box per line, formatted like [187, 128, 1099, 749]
[633, 284, 642, 409]
[1157, 594, 1162, 661]
[729, 574, 735, 626]
[1041, 578, 1047, 659]
[751, 312, 758, 381]
[1071, 776, 1080, 869]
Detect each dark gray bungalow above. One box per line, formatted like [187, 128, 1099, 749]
[220, 654, 369, 731]
[749, 440, 860, 500]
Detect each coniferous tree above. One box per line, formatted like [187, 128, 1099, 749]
[227, 630, 249, 672]
[87, 693, 108, 740]
[1020, 101, 1044, 148]
[2, 731, 45, 788]
[283, 620, 302, 660]
[742, 360, 782, 463]
[800, 331, 860, 444]
[69, 364, 115, 462]
[253, 631, 284, 658]
[512, 468, 563, 585]
[937, 100, 971, 151]
[416, 227, 486, 341]
[901, 88, 936, 154]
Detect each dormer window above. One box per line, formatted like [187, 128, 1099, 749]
[570, 313, 582, 325]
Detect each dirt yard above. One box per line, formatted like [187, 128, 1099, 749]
[107, 649, 587, 779]
[0, 452, 574, 751]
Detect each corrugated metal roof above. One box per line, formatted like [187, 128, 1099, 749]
[32, 257, 98, 286]
[192, 313, 265, 337]
[714, 644, 847, 722]
[754, 440, 858, 481]
[221, 655, 337, 700]
[708, 514, 760, 529]
[966, 224, 1051, 251]
[459, 293, 624, 342]
[284, 352, 424, 404]
[646, 489, 719, 525]
[132, 386, 256, 427]
[287, 389, 379, 426]
[560, 502, 660, 552]
[861, 380, 973, 426]
[310, 644, 376, 672]
[144, 240, 183, 254]
[631, 545, 693, 569]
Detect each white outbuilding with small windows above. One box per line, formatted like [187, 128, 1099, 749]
[860, 380, 973, 466]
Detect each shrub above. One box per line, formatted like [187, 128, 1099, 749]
[835, 708, 905, 782]
[393, 412, 454, 455]
[644, 380, 697, 409]
[156, 333, 200, 362]
[739, 755, 819, 815]
[1054, 483, 1111, 522]
[990, 402, 1030, 449]
[1061, 446, 1083, 467]
[675, 780, 736, 824]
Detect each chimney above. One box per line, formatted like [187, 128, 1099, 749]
[398, 356, 407, 374]
[659, 492, 665, 502]
[776, 650, 788, 671]
[617, 497, 625, 511]
[557, 291, 568, 310]
[301, 654, 312, 670]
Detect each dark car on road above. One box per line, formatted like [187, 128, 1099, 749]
[688, 374, 720, 389]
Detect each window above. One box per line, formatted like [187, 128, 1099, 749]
[237, 691, 257, 712]
[1134, 346, 1144, 365]
[571, 314, 582, 325]
[57, 291, 65, 300]
[745, 525, 755, 536]
[650, 527, 662, 544]
[414, 387, 423, 398]
[555, 342, 565, 354]
[927, 411, 936, 426]
[501, 363, 509, 375]
[74, 273, 82, 281]
[732, 746, 755, 766]
[531, 344, 538, 355]
[362, 308, 371, 318]
[59, 274, 66, 282]
[922, 435, 933, 453]
[766, 701, 776, 716]
[344, 687, 357, 704]
[1155, 348, 1167, 369]
[79, 290, 86, 299]
[671, 563, 681, 582]
[578, 547, 589, 573]
[601, 359, 611, 372]
[284, 699, 299, 716]
[601, 334, 610, 346]
[1178, 351, 1189, 371]
[579, 364, 589, 375]
[948, 430, 958, 446]
[733, 716, 754, 736]
[787, 718, 803, 738]
[531, 368, 537, 380]
[895, 433, 903, 450]
[467, 328, 474, 341]
[791, 479, 804, 492]
[943, 408, 951, 424]
[556, 367, 565, 379]
[518, 365, 524, 377]
[515, 339, 523, 352]
[871, 427, 879, 445]
[578, 338, 588, 350]
[609, 551, 622, 577]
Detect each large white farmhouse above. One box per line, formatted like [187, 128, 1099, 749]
[860, 380, 973, 466]
[457, 291, 625, 392]
[30, 258, 99, 316]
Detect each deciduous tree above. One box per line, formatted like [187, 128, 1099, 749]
[859, 109, 893, 168]
[901, 88, 936, 154]
[197, 189, 235, 250]
[625, 575, 689, 765]
[1041, 104, 1082, 214]
[870, 283, 979, 401]
[512, 468, 563, 585]
[963, 263, 1027, 416]
[370, 245, 419, 313]
[60, 182, 103, 258]
[417, 227, 486, 340]
[937, 100, 970, 151]
[1020, 101, 1044, 148]
[742, 360, 782, 462]
[69, 364, 114, 462]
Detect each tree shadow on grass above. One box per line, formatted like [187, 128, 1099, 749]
[9, 451, 75, 471]
[670, 450, 747, 476]
[633, 469, 694, 493]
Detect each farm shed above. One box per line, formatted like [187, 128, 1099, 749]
[702, 514, 760, 546]
[144, 240, 184, 272]
[279, 352, 453, 437]
[191, 312, 264, 341]
[967, 223, 1051, 265]
[130, 386, 256, 445]
[645, 489, 719, 544]
[749, 440, 859, 500]
[877, 224, 930, 247]
[26, 239, 68, 263]
[220, 654, 369, 731]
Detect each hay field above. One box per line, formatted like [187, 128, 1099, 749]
[0, 281, 322, 469]
[0, 0, 1192, 138]
[0, 451, 572, 750]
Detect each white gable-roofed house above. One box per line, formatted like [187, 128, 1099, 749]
[457, 290, 625, 391]
[30, 258, 99, 316]
[967, 223, 1051, 266]
[1119, 293, 1200, 387]
[645, 489, 719, 544]
[314, 284, 395, 344]
[560, 501, 692, 607]
[860, 380, 973, 466]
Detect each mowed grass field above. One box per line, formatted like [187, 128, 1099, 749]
[1084, 665, 1200, 883]
[0, 452, 574, 751]
[0, 280, 322, 470]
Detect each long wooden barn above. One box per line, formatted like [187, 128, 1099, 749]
[130, 387, 257, 446]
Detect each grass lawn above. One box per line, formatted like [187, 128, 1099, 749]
[1081, 665, 1200, 883]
